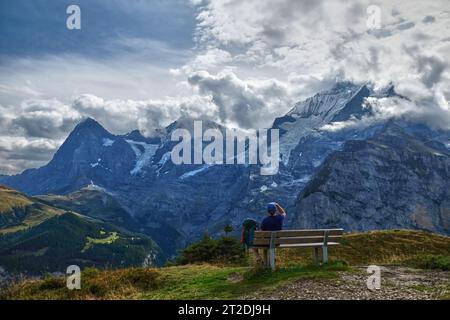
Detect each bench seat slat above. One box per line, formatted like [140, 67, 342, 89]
[254, 229, 343, 238]
[253, 242, 340, 248]
[253, 235, 342, 246]
[280, 242, 340, 248]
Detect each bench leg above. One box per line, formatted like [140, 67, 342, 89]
[269, 248, 276, 271]
[313, 247, 320, 265]
[261, 249, 268, 267]
[322, 245, 328, 264]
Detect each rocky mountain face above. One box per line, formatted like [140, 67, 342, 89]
[1, 118, 137, 195]
[226, 82, 394, 229]
[294, 121, 450, 234]
[1, 81, 449, 259]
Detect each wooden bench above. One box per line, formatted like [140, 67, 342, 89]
[253, 229, 344, 270]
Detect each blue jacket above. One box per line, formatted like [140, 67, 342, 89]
[261, 214, 284, 231]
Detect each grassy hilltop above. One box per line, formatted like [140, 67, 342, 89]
[0, 186, 164, 273]
[2, 230, 450, 300]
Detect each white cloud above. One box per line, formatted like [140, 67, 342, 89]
[190, 0, 450, 108]
[187, 70, 292, 128]
[0, 53, 188, 107]
[0, 136, 63, 174]
[1, 0, 450, 173]
[322, 94, 450, 132]
[72, 93, 218, 136]
[171, 48, 233, 75]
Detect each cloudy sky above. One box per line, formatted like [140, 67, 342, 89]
[0, 0, 449, 174]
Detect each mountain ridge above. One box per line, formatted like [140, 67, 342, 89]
[1, 81, 449, 260]
[294, 120, 450, 234]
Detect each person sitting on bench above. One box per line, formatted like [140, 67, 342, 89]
[256, 202, 286, 265]
[261, 202, 286, 231]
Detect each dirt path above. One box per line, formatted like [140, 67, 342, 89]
[245, 266, 450, 300]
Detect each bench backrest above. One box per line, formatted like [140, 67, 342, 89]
[253, 229, 343, 247]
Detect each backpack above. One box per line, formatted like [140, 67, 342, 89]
[241, 218, 259, 250]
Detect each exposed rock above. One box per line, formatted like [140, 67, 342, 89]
[293, 121, 450, 235]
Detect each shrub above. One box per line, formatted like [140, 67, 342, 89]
[176, 235, 246, 266]
[224, 224, 233, 235]
[86, 282, 108, 297]
[39, 277, 65, 290]
[119, 268, 160, 291]
[81, 267, 161, 298]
